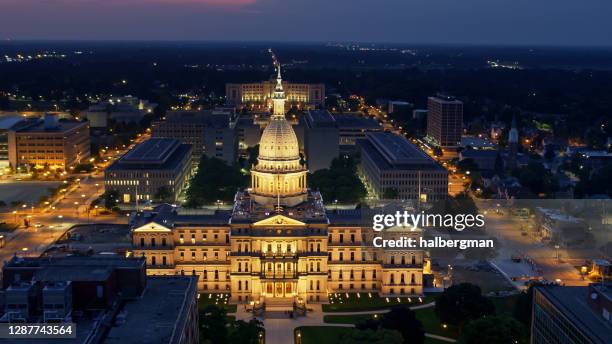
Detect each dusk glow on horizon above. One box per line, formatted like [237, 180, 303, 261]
[0, 0, 611, 45]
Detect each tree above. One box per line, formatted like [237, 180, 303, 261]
[434, 283, 495, 332]
[494, 153, 505, 176]
[380, 306, 425, 344]
[246, 144, 259, 168]
[512, 161, 559, 196]
[309, 156, 367, 204]
[103, 190, 120, 209]
[200, 305, 229, 344]
[457, 158, 479, 173]
[513, 282, 541, 326]
[227, 319, 264, 344]
[443, 192, 478, 216]
[433, 146, 443, 157]
[383, 187, 399, 199]
[154, 186, 173, 203]
[459, 315, 528, 344]
[0, 200, 6, 208]
[186, 156, 247, 207]
[340, 329, 403, 344]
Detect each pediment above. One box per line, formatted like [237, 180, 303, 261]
[252, 214, 305, 227]
[132, 221, 172, 232]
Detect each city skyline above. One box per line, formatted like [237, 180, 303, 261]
[0, 0, 611, 46]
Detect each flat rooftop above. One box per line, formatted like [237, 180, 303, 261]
[16, 119, 87, 133]
[34, 266, 113, 282]
[305, 110, 336, 128]
[428, 95, 463, 105]
[369, 132, 440, 164]
[358, 134, 445, 172]
[460, 149, 499, 158]
[163, 110, 230, 128]
[5, 254, 146, 269]
[108, 140, 192, 171]
[122, 138, 180, 163]
[0, 115, 23, 130]
[104, 276, 197, 344]
[537, 286, 612, 344]
[333, 114, 380, 129]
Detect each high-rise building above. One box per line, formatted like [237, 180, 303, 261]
[7, 114, 90, 171]
[105, 138, 193, 204]
[131, 63, 431, 308]
[531, 284, 612, 344]
[426, 95, 463, 148]
[357, 132, 448, 201]
[301, 110, 339, 171]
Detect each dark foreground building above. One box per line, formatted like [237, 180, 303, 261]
[532, 284, 612, 344]
[0, 255, 198, 344]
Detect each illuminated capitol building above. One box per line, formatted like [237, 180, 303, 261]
[131, 64, 430, 306]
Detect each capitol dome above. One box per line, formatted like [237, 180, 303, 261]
[258, 115, 300, 161]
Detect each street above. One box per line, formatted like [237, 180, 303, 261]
[476, 199, 589, 288]
[0, 131, 149, 266]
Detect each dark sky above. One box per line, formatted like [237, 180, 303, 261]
[2, 0, 611, 46]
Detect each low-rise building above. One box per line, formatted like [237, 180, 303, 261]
[151, 110, 237, 164]
[388, 100, 412, 114]
[81, 96, 156, 128]
[459, 149, 499, 171]
[105, 138, 193, 204]
[535, 207, 587, 246]
[7, 114, 90, 171]
[358, 132, 448, 201]
[333, 114, 382, 151]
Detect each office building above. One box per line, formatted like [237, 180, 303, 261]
[358, 132, 448, 201]
[105, 138, 192, 204]
[388, 100, 412, 114]
[151, 110, 237, 163]
[459, 149, 499, 171]
[235, 114, 262, 151]
[333, 114, 382, 151]
[531, 284, 612, 344]
[81, 96, 157, 128]
[301, 110, 339, 171]
[0, 115, 26, 169]
[0, 255, 198, 344]
[7, 114, 90, 171]
[131, 66, 431, 308]
[426, 95, 463, 148]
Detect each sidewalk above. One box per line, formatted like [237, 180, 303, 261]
[231, 301, 457, 344]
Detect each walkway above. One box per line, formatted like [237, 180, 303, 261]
[231, 301, 457, 344]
